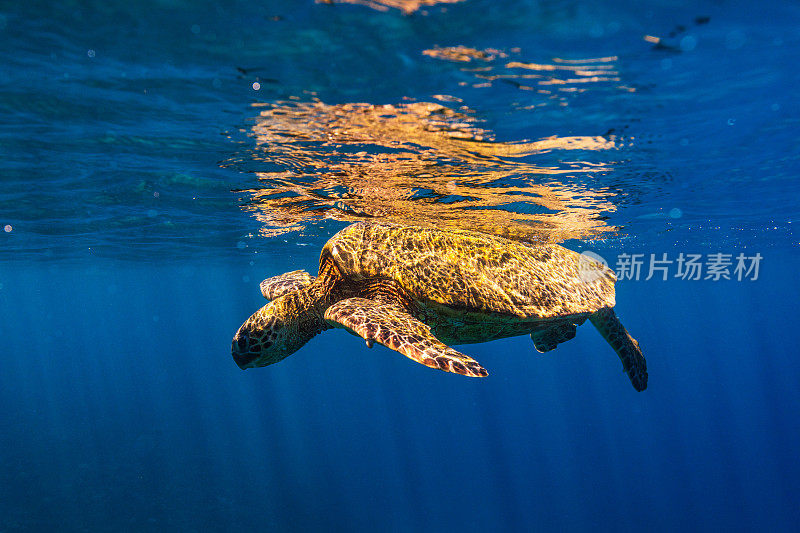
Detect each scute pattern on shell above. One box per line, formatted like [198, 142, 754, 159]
[320, 222, 615, 319]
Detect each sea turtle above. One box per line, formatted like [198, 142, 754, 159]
[232, 222, 647, 390]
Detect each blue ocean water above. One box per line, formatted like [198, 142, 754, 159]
[2, 0, 799, 531]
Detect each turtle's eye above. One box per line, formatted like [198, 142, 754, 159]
[236, 335, 249, 352]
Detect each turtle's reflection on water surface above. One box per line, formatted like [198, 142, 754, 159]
[229, 98, 623, 244]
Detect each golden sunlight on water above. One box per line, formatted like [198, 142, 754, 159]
[423, 47, 634, 106]
[234, 97, 622, 243]
[315, 0, 464, 14]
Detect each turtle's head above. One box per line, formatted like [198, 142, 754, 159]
[232, 293, 322, 369]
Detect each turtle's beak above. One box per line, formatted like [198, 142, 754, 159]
[231, 333, 258, 369]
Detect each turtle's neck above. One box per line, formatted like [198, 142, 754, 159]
[276, 281, 332, 345]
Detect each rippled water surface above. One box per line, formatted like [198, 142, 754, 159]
[2, 1, 799, 531]
[3, 0, 797, 258]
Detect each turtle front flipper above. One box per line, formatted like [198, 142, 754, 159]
[324, 297, 489, 378]
[260, 270, 315, 300]
[589, 307, 648, 391]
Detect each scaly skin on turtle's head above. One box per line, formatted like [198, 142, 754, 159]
[232, 288, 327, 369]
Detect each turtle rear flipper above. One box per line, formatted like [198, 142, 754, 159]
[260, 270, 315, 300]
[531, 321, 578, 353]
[589, 307, 648, 391]
[324, 297, 488, 378]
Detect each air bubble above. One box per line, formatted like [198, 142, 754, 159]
[725, 30, 746, 50]
[589, 24, 604, 38]
[679, 35, 697, 52]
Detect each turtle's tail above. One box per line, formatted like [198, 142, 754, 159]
[589, 307, 648, 391]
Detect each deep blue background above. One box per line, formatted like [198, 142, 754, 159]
[2, 0, 799, 531]
[2, 250, 798, 531]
